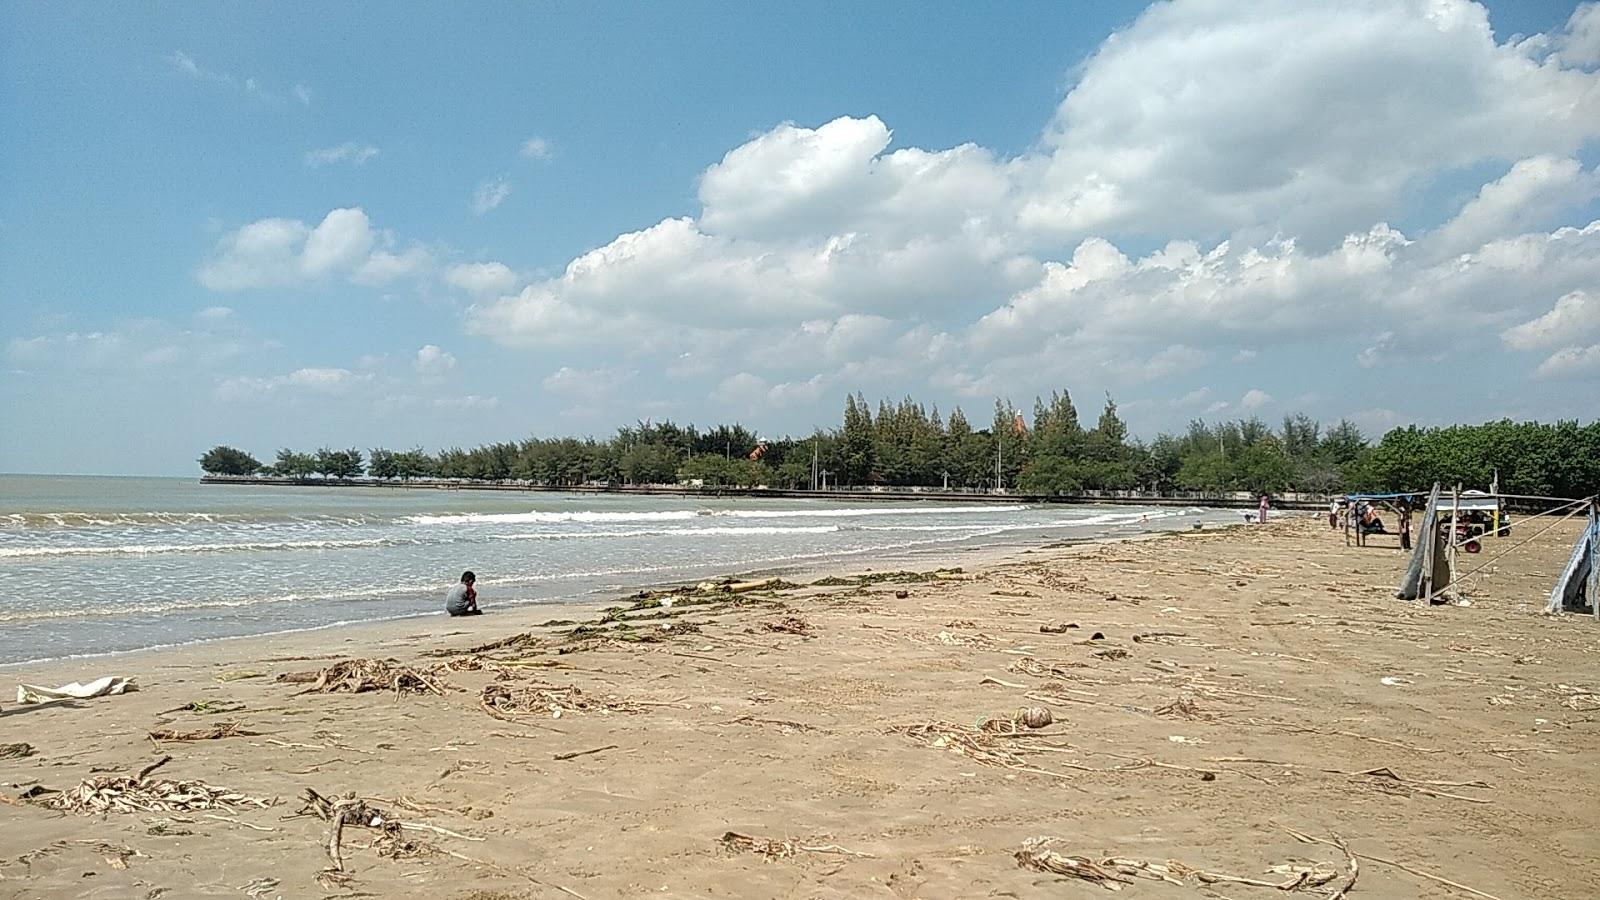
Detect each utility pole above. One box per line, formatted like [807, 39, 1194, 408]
[811, 440, 819, 492]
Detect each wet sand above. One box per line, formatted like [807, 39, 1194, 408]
[1, 516, 1595, 899]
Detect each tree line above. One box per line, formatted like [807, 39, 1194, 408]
[198, 392, 1600, 499]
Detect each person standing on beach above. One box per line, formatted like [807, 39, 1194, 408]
[1399, 500, 1413, 551]
[1258, 494, 1270, 524]
[1328, 497, 1339, 529]
[445, 571, 480, 616]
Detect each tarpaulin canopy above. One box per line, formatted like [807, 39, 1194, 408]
[1546, 506, 1599, 617]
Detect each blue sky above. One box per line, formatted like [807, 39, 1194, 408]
[4, 1, 1600, 476]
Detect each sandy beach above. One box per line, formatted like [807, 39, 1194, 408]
[2, 515, 1596, 899]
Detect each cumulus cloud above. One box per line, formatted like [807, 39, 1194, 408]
[174, 1, 1600, 433]
[198, 208, 431, 290]
[1427, 157, 1597, 258]
[520, 137, 553, 160]
[1535, 343, 1600, 379]
[215, 367, 369, 399]
[1027, 0, 1600, 245]
[353, 247, 433, 286]
[1502, 291, 1600, 351]
[304, 142, 379, 167]
[472, 178, 511, 214]
[446, 262, 518, 296]
[1557, 3, 1600, 65]
[1240, 389, 1272, 411]
[467, 1, 1600, 407]
[414, 344, 456, 375]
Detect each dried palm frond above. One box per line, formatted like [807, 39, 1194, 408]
[278, 658, 446, 697]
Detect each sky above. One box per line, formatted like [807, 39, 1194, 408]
[3, 0, 1600, 476]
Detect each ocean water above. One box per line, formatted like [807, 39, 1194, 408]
[0, 475, 1233, 665]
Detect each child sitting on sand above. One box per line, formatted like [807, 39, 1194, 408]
[445, 571, 480, 616]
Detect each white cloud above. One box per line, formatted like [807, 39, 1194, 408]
[1136, 345, 1210, 381]
[1026, 0, 1600, 245]
[520, 137, 553, 160]
[1172, 387, 1211, 408]
[542, 366, 634, 405]
[414, 344, 456, 375]
[175, 1, 1600, 433]
[166, 50, 305, 107]
[198, 208, 433, 291]
[446, 262, 518, 296]
[1427, 157, 1597, 258]
[5, 319, 259, 381]
[468, 2, 1600, 384]
[435, 394, 499, 411]
[353, 247, 433, 286]
[1240, 389, 1272, 411]
[712, 372, 829, 411]
[1557, 2, 1600, 66]
[1535, 343, 1600, 379]
[304, 143, 379, 167]
[472, 178, 511, 215]
[215, 366, 369, 400]
[1502, 291, 1600, 351]
[1356, 331, 1394, 368]
[300, 208, 373, 277]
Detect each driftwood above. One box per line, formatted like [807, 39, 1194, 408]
[480, 683, 646, 720]
[721, 831, 873, 860]
[762, 616, 812, 636]
[300, 788, 426, 871]
[278, 658, 446, 697]
[1016, 836, 1348, 894]
[148, 723, 258, 741]
[554, 745, 618, 761]
[41, 756, 272, 815]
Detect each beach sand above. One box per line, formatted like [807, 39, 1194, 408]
[1, 515, 1595, 899]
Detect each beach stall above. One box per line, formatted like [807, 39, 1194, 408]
[1343, 491, 1420, 549]
[1398, 483, 1598, 608]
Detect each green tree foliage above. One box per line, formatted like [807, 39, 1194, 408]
[1351, 420, 1600, 498]
[202, 397, 1600, 500]
[270, 448, 317, 479]
[198, 445, 261, 476]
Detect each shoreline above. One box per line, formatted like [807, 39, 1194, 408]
[0, 519, 1206, 681]
[0, 505, 1232, 672]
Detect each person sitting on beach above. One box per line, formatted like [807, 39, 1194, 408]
[445, 571, 480, 616]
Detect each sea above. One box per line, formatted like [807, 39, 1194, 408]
[0, 475, 1236, 666]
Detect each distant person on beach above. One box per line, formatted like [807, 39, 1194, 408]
[1328, 498, 1339, 529]
[445, 571, 480, 616]
[1257, 494, 1270, 524]
[1398, 500, 1413, 551]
